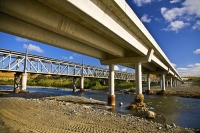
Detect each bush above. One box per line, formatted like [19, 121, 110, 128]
[129, 86, 136, 92]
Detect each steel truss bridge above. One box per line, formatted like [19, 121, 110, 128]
[0, 49, 135, 80]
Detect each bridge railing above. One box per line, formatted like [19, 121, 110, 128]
[0, 49, 135, 80]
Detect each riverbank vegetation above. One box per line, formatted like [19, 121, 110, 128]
[0, 75, 138, 92]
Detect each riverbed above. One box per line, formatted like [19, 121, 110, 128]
[1, 85, 200, 129]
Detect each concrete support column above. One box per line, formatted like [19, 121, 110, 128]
[146, 73, 152, 95]
[160, 77, 162, 88]
[146, 74, 150, 91]
[73, 78, 76, 92]
[135, 62, 142, 95]
[14, 73, 21, 93]
[21, 73, 27, 91]
[174, 79, 176, 87]
[108, 64, 115, 106]
[166, 80, 168, 87]
[170, 78, 173, 88]
[161, 74, 165, 90]
[80, 76, 85, 92]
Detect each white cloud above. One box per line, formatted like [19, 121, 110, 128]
[161, 0, 200, 32]
[114, 65, 120, 71]
[16, 37, 29, 42]
[177, 63, 200, 76]
[193, 49, 200, 54]
[121, 67, 127, 72]
[73, 53, 81, 57]
[192, 20, 200, 30]
[141, 14, 151, 23]
[133, 0, 153, 7]
[62, 56, 68, 60]
[164, 21, 189, 32]
[161, 7, 186, 22]
[23, 44, 44, 53]
[62, 55, 74, 60]
[170, 0, 181, 4]
[69, 56, 73, 60]
[182, 0, 200, 17]
[187, 64, 194, 67]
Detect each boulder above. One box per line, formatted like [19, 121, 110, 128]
[119, 102, 123, 106]
[146, 90, 153, 95]
[156, 90, 167, 95]
[145, 111, 156, 119]
[134, 94, 144, 103]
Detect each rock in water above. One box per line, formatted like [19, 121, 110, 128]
[145, 111, 156, 119]
[119, 102, 123, 106]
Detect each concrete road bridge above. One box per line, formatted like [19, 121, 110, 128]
[0, 0, 182, 105]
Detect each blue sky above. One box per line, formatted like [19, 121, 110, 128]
[0, 0, 199, 76]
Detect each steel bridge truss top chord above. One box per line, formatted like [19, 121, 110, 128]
[0, 49, 135, 80]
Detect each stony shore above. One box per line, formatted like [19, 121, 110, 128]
[147, 84, 200, 98]
[0, 85, 199, 133]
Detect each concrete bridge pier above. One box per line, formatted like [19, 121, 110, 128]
[146, 74, 152, 95]
[166, 80, 168, 87]
[73, 78, 77, 92]
[108, 64, 115, 106]
[21, 73, 28, 91]
[161, 74, 166, 91]
[134, 62, 144, 103]
[14, 72, 21, 93]
[160, 74, 167, 94]
[160, 76, 162, 88]
[80, 76, 85, 92]
[174, 79, 176, 87]
[170, 78, 173, 88]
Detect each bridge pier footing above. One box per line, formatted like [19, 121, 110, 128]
[108, 64, 115, 106]
[128, 62, 146, 110]
[14, 73, 21, 93]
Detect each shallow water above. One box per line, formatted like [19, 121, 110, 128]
[1, 85, 200, 128]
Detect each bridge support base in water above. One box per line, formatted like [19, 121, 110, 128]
[14, 73, 21, 93]
[108, 95, 115, 106]
[80, 88, 85, 92]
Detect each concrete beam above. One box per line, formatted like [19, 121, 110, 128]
[0, 13, 106, 59]
[66, 0, 148, 56]
[101, 48, 154, 65]
[152, 55, 168, 71]
[101, 57, 147, 65]
[0, 0, 125, 57]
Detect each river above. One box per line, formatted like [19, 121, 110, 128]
[0, 85, 200, 129]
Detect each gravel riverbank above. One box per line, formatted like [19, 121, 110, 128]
[0, 89, 199, 133]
